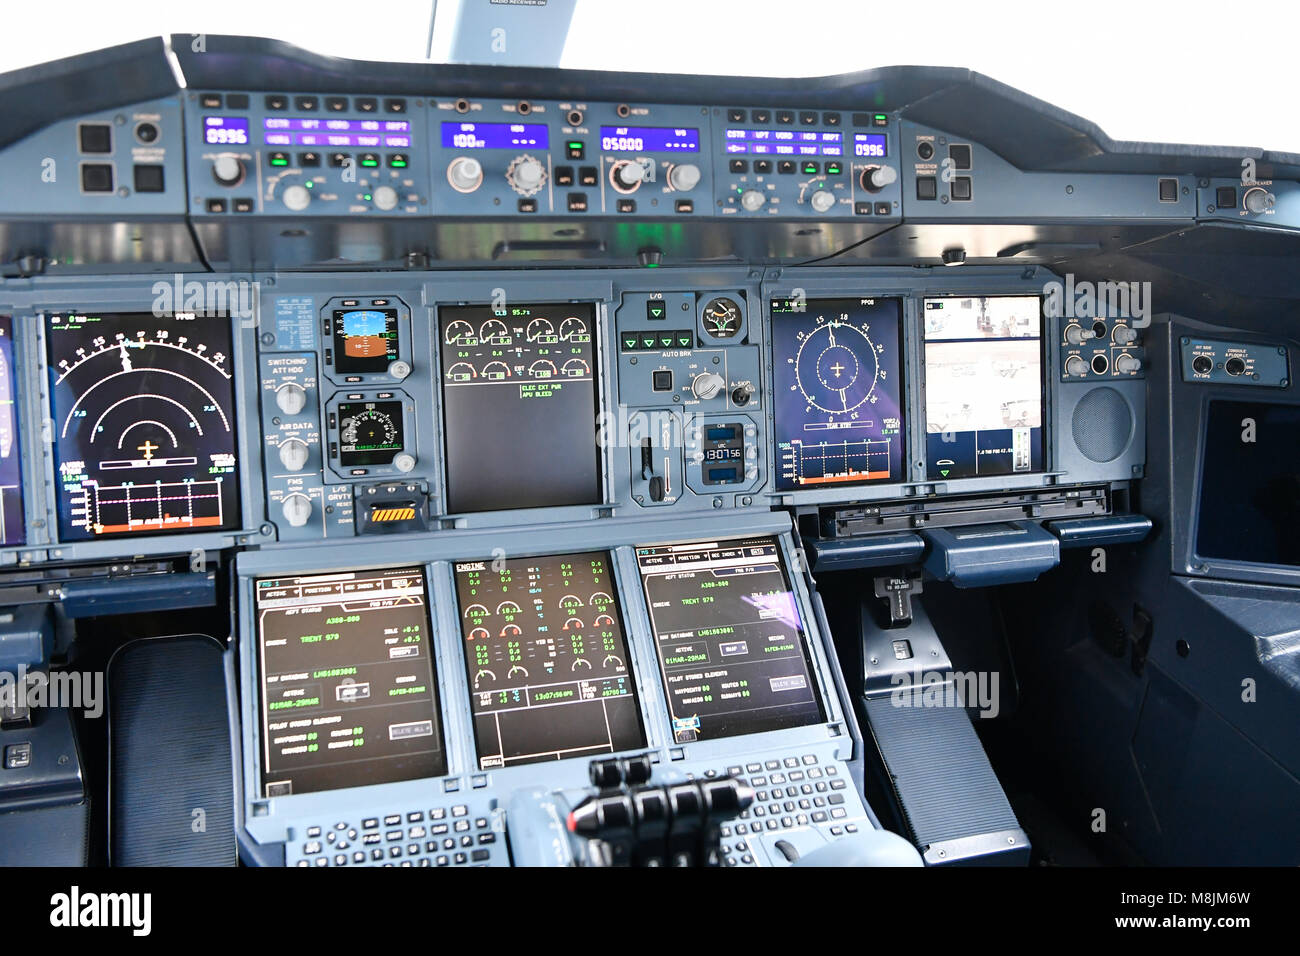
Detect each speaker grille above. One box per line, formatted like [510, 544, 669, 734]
[1072, 386, 1132, 463]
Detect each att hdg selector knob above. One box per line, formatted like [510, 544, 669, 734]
[275, 383, 308, 416]
[1065, 355, 1088, 376]
[282, 184, 311, 212]
[1114, 353, 1143, 374]
[691, 371, 726, 400]
[278, 437, 310, 472]
[212, 155, 245, 187]
[447, 156, 484, 193]
[507, 154, 547, 196]
[668, 162, 701, 192]
[372, 185, 399, 211]
[809, 189, 836, 213]
[740, 189, 766, 212]
[860, 165, 897, 192]
[281, 493, 313, 528]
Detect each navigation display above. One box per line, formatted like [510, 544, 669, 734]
[923, 295, 1044, 479]
[637, 537, 824, 743]
[255, 567, 446, 797]
[0, 317, 23, 546]
[46, 312, 240, 541]
[439, 303, 602, 513]
[771, 297, 906, 491]
[452, 551, 644, 769]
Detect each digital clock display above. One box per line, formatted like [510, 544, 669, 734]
[203, 116, 249, 146]
[599, 126, 699, 153]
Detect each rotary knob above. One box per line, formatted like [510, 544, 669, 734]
[278, 438, 309, 472]
[1243, 187, 1275, 215]
[1065, 355, 1088, 376]
[668, 162, 701, 192]
[281, 493, 313, 528]
[447, 156, 484, 193]
[1064, 324, 1094, 346]
[860, 165, 897, 192]
[212, 155, 245, 187]
[1113, 325, 1139, 346]
[275, 383, 308, 415]
[1114, 353, 1143, 374]
[507, 155, 546, 196]
[389, 360, 411, 381]
[809, 189, 836, 213]
[740, 189, 766, 212]
[691, 371, 726, 400]
[372, 185, 399, 211]
[613, 160, 648, 191]
[282, 184, 311, 212]
[393, 452, 417, 474]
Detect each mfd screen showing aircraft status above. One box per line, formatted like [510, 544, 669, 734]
[439, 303, 601, 514]
[0, 317, 24, 546]
[923, 295, 1044, 479]
[452, 551, 645, 769]
[771, 297, 905, 491]
[255, 567, 447, 797]
[45, 312, 240, 541]
[636, 537, 824, 744]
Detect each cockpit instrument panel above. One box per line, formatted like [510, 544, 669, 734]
[922, 295, 1044, 480]
[46, 311, 241, 541]
[452, 550, 645, 769]
[771, 297, 905, 490]
[637, 536, 824, 743]
[439, 302, 602, 514]
[255, 566, 446, 797]
[0, 317, 24, 546]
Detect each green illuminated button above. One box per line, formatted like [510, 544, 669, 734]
[802, 161, 819, 175]
[676, 331, 694, 348]
[646, 301, 667, 320]
[269, 151, 290, 167]
[658, 332, 675, 349]
[621, 332, 640, 350]
[359, 153, 380, 168]
[640, 333, 658, 349]
[826, 161, 842, 175]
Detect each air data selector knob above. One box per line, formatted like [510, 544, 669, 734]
[668, 163, 701, 192]
[275, 383, 308, 416]
[282, 184, 311, 212]
[447, 156, 484, 193]
[212, 155, 245, 187]
[278, 438, 309, 472]
[281, 493, 313, 528]
[740, 189, 766, 212]
[691, 371, 726, 400]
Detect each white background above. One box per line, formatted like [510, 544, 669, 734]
[1, 0, 1293, 154]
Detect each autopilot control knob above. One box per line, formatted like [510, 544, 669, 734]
[281, 493, 313, 528]
[691, 371, 726, 400]
[740, 189, 766, 212]
[613, 160, 648, 190]
[1244, 187, 1275, 215]
[282, 184, 311, 212]
[860, 165, 897, 191]
[275, 383, 308, 416]
[1114, 353, 1143, 374]
[278, 438, 310, 472]
[1064, 324, 1094, 346]
[212, 155, 245, 187]
[1113, 324, 1139, 346]
[1065, 355, 1088, 376]
[447, 156, 484, 193]
[372, 185, 399, 211]
[508, 155, 546, 195]
[668, 162, 701, 192]
[809, 189, 836, 213]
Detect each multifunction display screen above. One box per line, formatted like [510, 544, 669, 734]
[331, 308, 399, 375]
[46, 312, 240, 541]
[255, 567, 446, 797]
[439, 303, 602, 513]
[452, 551, 644, 769]
[0, 317, 23, 546]
[771, 297, 906, 490]
[636, 537, 824, 743]
[923, 295, 1045, 479]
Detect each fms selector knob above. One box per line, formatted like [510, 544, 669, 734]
[281, 493, 313, 528]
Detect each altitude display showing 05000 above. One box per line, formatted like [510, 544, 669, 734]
[46, 312, 241, 542]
